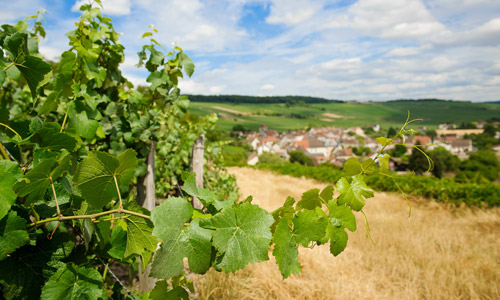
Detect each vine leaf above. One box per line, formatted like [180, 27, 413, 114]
[200, 202, 274, 273]
[14, 155, 71, 205]
[272, 219, 301, 279]
[320, 185, 334, 202]
[73, 149, 137, 208]
[151, 197, 212, 279]
[293, 210, 328, 247]
[40, 263, 105, 300]
[297, 188, 322, 210]
[178, 52, 194, 77]
[182, 172, 215, 205]
[327, 201, 356, 232]
[327, 225, 348, 256]
[0, 161, 22, 220]
[343, 157, 362, 176]
[123, 205, 157, 258]
[3, 32, 52, 99]
[273, 210, 328, 278]
[32, 122, 78, 151]
[336, 175, 374, 211]
[14, 158, 56, 204]
[0, 211, 29, 260]
[326, 201, 356, 256]
[271, 196, 295, 232]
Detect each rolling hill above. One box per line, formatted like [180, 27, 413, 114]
[186, 96, 500, 132]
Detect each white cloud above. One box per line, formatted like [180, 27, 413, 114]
[326, 0, 446, 40]
[72, 0, 132, 16]
[386, 47, 422, 57]
[209, 85, 225, 94]
[0, 1, 45, 23]
[260, 84, 275, 91]
[266, 0, 323, 26]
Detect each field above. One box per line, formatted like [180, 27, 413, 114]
[188, 100, 500, 132]
[194, 168, 500, 300]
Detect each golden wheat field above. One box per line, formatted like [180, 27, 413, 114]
[193, 167, 500, 300]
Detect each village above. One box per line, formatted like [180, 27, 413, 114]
[238, 123, 492, 168]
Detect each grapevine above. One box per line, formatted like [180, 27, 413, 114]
[0, 2, 401, 299]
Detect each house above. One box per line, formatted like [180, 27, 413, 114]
[449, 139, 474, 159]
[330, 148, 355, 166]
[411, 135, 432, 145]
[247, 153, 259, 166]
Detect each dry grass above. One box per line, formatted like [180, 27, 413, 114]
[194, 168, 500, 300]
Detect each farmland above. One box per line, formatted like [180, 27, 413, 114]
[188, 99, 500, 131]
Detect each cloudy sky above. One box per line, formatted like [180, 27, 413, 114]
[2, 0, 500, 101]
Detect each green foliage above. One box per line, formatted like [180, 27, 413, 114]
[457, 150, 500, 182]
[408, 142, 428, 175]
[289, 150, 314, 166]
[40, 263, 106, 300]
[258, 152, 287, 165]
[222, 145, 248, 166]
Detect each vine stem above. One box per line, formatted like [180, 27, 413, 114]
[113, 175, 123, 208]
[2, 61, 15, 72]
[50, 179, 61, 216]
[0, 143, 9, 160]
[28, 208, 150, 228]
[0, 122, 24, 162]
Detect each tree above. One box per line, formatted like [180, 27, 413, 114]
[232, 124, 246, 132]
[483, 123, 497, 137]
[390, 144, 407, 157]
[429, 147, 460, 172]
[425, 129, 437, 142]
[289, 150, 314, 166]
[408, 142, 429, 175]
[387, 127, 397, 138]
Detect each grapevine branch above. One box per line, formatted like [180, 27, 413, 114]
[29, 174, 149, 228]
[28, 207, 150, 228]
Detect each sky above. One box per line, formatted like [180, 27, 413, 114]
[1, 0, 500, 102]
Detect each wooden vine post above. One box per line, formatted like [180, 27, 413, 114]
[137, 140, 156, 292]
[191, 134, 205, 210]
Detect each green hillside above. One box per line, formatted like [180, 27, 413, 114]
[187, 97, 500, 132]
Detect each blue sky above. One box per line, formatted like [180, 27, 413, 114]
[1, 0, 500, 101]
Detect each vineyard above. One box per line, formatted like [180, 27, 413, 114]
[257, 163, 500, 207]
[0, 3, 406, 299]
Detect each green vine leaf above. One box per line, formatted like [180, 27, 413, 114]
[336, 175, 374, 211]
[272, 218, 301, 279]
[123, 205, 157, 258]
[327, 224, 348, 256]
[327, 201, 356, 232]
[14, 158, 56, 204]
[0, 211, 29, 260]
[200, 202, 274, 273]
[181, 172, 215, 205]
[40, 263, 106, 300]
[273, 209, 328, 278]
[178, 52, 194, 77]
[271, 196, 295, 232]
[0, 161, 22, 220]
[73, 149, 137, 208]
[297, 188, 322, 210]
[151, 197, 212, 279]
[343, 157, 362, 176]
[3, 32, 52, 99]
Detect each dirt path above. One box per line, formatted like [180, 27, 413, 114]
[195, 168, 500, 300]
